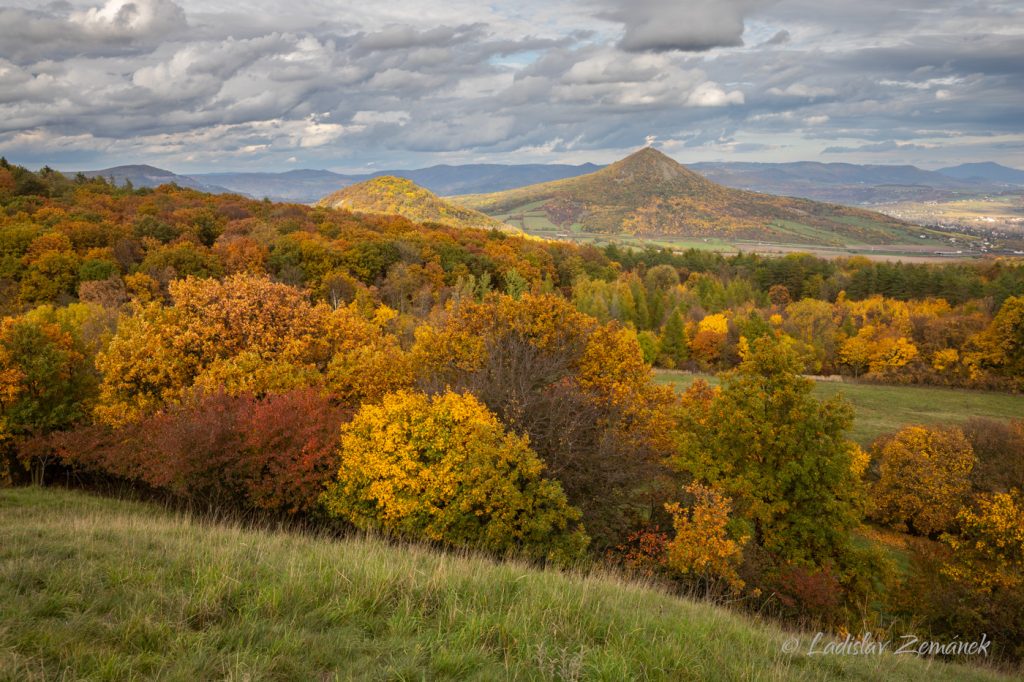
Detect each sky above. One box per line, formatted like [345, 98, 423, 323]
[0, 0, 1022, 173]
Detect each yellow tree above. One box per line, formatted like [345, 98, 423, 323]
[411, 293, 674, 546]
[95, 274, 411, 424]
[969, 295, 1024, 383]
[871, 425, 975, 535]
[320, 390, 588, 562]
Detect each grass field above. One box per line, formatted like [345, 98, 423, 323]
[654, 371, 1023, 445]
[0, 487, 1009, 681]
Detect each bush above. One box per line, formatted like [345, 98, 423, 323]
[59, 389, 349, 514]
[320, 390, 588, 563]
[412, 293, 674, 547]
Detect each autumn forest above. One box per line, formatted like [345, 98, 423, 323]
[2, 160, 1023, 669]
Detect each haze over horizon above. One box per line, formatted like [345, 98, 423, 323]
[1, 0, 1022, 174]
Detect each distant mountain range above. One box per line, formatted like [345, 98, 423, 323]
[934, 162, 1024, 185]
[77, 165, 234, 195]
[453, 148, 940, 246]
[688, 162, 980, 204]
[317, 176, 515, 232]
[193, 163, 602, 203]
[75, 159, 1024, 207]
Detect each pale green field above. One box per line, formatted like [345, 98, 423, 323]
[655, 371, 1023, 445]
[0, 487, 1009, 681]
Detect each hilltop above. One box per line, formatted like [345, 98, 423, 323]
[318, 176, 516, 231]
[0, 487, 1005, 681]
[455, 148, 948, 246]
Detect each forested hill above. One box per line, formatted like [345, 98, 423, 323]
[316, 176, 517, 232]
[455, 148, 950, 245]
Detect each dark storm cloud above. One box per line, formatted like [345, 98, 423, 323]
[595, 0, 773, 52]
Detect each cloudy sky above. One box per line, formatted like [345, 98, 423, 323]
[1, 0, 1022, 173]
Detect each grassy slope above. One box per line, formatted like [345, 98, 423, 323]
[655, 371, 1024, 445]
[0, 488, 1005, 681]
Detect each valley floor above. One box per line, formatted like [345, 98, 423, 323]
[0, 487, 1009, 681]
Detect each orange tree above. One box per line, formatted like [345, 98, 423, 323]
[95, 274, 411, 423]
[664, 482, 749, 595]
[320, 390, 588, 563]
[0, 306, 95, 482]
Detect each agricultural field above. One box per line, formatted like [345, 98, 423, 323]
[0, 487, 1007, 681]
[877, 193, 1024, 235]
[655, 370, 1024, 445]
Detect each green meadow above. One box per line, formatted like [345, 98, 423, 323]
[654, 371, 1023, 445]
[0, 487, 1008, 681]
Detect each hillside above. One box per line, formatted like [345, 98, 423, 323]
[0, 487, 1004, 681]
[455, 148, 951, 246]
[318, 176, 516, 232]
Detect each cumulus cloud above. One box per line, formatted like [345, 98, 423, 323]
[687, 82, 745, 107]
[70, 0, 186, 37]
[0, 0, 186, 63]
[767, 83, 836, 98]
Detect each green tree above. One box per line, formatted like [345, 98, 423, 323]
[671, 336, 863, 566]
[0, 308, 95, 482]
[659, 309, 688, 368]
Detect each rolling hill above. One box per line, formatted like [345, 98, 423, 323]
[455, 148, 946, 246]
[318, 176, 515, 231]
[195, 162, 600, 203]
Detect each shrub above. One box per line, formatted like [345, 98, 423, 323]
[664, 483, 748, 594]
[60, 388, 349, 514]
[320, 390, 588, 563]
[961, 417, 1024, 494]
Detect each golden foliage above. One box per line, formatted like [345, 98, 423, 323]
[95, 274, 412, 423]
[871, 425, 975, 535]
[664, 483, 748, 593]
[320, 390, 588, 562]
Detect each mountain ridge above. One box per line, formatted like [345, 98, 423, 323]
[935, 162, 1024, 185]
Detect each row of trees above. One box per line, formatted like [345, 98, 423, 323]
[573, 266, 1024, 389]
